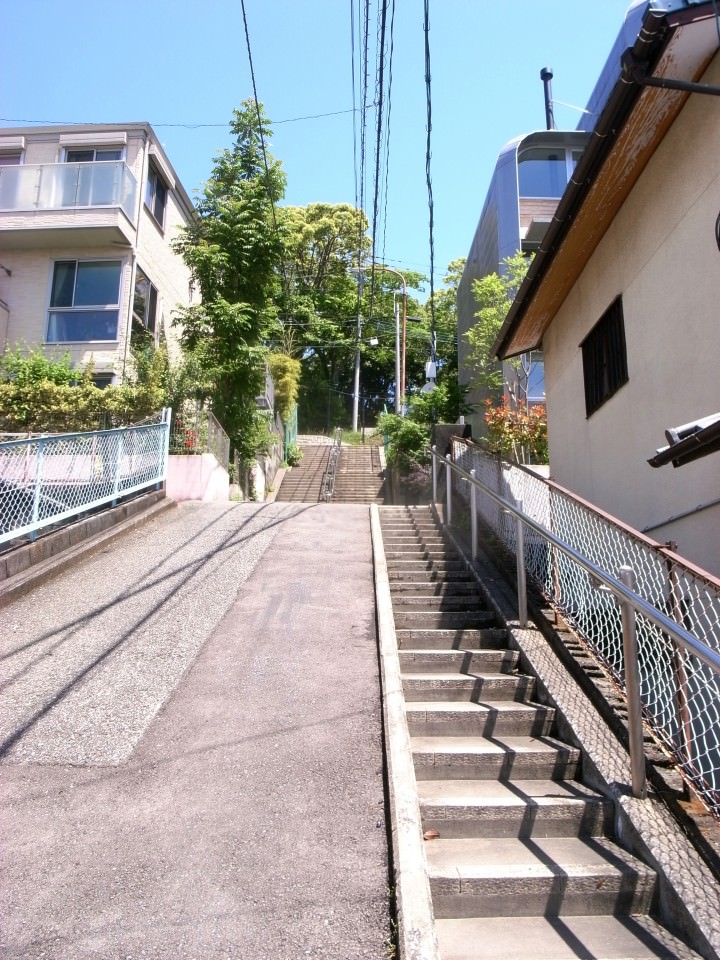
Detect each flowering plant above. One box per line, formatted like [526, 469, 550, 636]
[483, 398, 548, 464]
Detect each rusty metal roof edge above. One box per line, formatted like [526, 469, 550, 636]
[492, 6, 675, 360]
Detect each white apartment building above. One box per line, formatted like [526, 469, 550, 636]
[0, 123, 196, 384]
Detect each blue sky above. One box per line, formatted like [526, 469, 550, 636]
[2, 0, 634, 292]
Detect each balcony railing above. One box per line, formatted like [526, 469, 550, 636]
[0, 161, 138, 220]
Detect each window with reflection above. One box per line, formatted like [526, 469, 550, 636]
[47, 259, 122, 342]
[518, 147, 569, 198]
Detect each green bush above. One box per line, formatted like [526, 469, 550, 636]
[377, 413, 429, 474]
[286, 443, 303, 466]
[0, 345, 165, 433]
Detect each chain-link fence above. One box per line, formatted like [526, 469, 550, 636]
[440, 438, 720, 817]
[0, 411, 170, 546]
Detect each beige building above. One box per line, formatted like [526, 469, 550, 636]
[0, 123, 195, 383]
[493, 3, 720, 576]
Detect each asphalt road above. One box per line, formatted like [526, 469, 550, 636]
[1, 501, 391, 959]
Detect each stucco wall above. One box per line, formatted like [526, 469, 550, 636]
[543, 54, 720, 575]
[135, 190, 194, 367]
[0, 126, 193, 378]
[0, 245, 132, 375]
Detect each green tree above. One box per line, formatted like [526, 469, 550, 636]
[267, 352, 301, 423]
[275, 202, 426, 429]
[464, 251, 530, 401]
[414, 257, 470, 421]
[172, 100, 285, 460]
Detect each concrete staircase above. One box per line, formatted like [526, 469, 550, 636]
[275, 445, 330, 502]
[379, 505, 703, 960]
[332, 445, 385, 503]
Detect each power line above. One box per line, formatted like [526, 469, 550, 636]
[0, 106, 375, 129]
[350, 0, 360, 215]
[423, 0, 436, 364]
[239, 0, 290, 298]
[380, 0, 396, 268]
[368, 0, 389, 327]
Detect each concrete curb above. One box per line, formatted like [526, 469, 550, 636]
[370, 504, 441, 960]
[0, 492, 176, 607]
[440, 515, 720, 959]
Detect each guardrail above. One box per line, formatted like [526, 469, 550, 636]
[0, 160, 137, 220]
[431, 441, 720, 814]
[0, 410, 171, 546]
[321, 427, 343, 502]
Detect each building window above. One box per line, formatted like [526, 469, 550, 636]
[92, 373, 115, 389]
[145, 163, 168, 228]
[65, 148, 123, 163]
[132, 267, 158, 342]
[47, 259, 122, 342]
[581, 296, 628, 417]
[0, 151, 22, 166]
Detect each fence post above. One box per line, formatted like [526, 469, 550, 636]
[515, 500, 528, 627]
[470, 468, 478, 563]
[158, 407, 172, 487]
[112, 431, 125, 507]
[445, 454, 452, 527]
[29, 436, 46, 541]
[431, 446, 438, 504]
[619, 565, 647, 800]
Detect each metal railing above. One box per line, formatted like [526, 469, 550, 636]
[321, 427, 343, 501]
[0, 161, 137, 220]
[432, 440, 720, 813]
[0, 410, 171, 546]
[170, 407, 230, 470]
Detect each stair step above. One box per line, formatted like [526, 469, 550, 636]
[395, 628, 507, 650]
[426, 835, 656, 918]
[433, 914, 703, 959]
[399, 649, 518, 673]
[390, 581, 478, 596]
[392, 595, 486, 611]
[388, 569, 473, 582]
[394, 611, 495, 629]
[385, 560, 466, 572]
[406, 700, 554, 737]
[417, 778, 610, 838]
[411, 734, 580, 780]
[384, 549, 459, 560]
[403, 672, 533, 702]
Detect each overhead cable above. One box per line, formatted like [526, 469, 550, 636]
[423, 0, 436, 362]
[0, 106, 375, 129]
[368, 0, 389, 328]
[239, 0, 290, 294]
[380, 0, 396, 268]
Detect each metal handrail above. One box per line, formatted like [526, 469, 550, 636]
[431, 445, 720, 800]
[321, 428, 343, 502]
[0, 410, 171, 546]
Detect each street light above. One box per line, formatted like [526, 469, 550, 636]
[350, 262, 408, 429]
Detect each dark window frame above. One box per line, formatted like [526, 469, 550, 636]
[132, 266, 159, 338]
[46, 258, 122, 343]
[581, 295, 628, 417]
[145, 162, 168, 228]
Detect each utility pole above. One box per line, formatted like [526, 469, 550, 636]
[351, 271, 364, 432]
[394, 295, 401, 413]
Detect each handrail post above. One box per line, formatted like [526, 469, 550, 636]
[112, 431, 125, 507]
[445, 454, 452, 527]
[431, 445, 438, 504]
[470, 468, 478, 563]
[515, 499, 528, 627]
[29, 436, 46, 542]
[619, 565, 647, 800]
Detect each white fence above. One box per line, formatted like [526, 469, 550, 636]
[0, 411, 171, 545]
